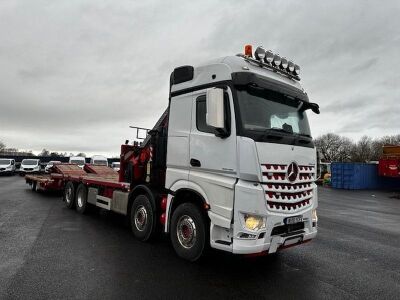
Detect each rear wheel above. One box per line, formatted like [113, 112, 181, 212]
[64, 181, 75, 209]
[170, 203, 208, 262]
[130, 194, 156, 242]
[31, 182, 37, 192]
[75, 184, 88, 214]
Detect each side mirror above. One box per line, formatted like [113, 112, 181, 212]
[206, 88, 225, 129]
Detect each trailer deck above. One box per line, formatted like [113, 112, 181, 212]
[25, 163, 123, 192]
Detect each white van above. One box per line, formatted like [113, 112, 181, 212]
[69, 156, 86, 168]
[20, 159, 41, 175]
[90, 155, 108, 166]
[111, 162, 120, 171]
[45, 161, 61, 173]
[0, 158, 16, 175]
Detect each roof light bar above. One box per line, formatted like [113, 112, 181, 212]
[239, 44, 301, 80]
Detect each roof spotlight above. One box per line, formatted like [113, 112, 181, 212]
[255, 46, 266, 61]
[281, 57, 288, 69]
[294, 64, 300, 75]
[265, 50, 274, 63]
[288, 61, 295, 72]
[273, 54, 281, 67]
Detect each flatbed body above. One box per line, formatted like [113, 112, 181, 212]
[25, 163, 124, 192]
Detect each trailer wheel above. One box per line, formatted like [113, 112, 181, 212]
[170, 203, 207, 262]
[64, 181, 75, 209]
[75, 184, 88, 214]
[130, 194, 156, 242]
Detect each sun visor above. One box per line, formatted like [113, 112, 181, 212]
[232, 72, 309, 102]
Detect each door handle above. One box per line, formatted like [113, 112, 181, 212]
[190, 158, 201, 167]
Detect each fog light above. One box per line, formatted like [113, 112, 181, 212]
[288, 61, 295, 72]
[244, 214, 266, 231]
[280, 57, 288, 69]
[273, 54, 281, 66]
[255, 46, 266, 61]
[294, 64, 300, 75]
[265, 50, 274, 63]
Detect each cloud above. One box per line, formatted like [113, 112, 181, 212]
[0, 0, 399, 156]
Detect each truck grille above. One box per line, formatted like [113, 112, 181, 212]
[261, 164, 315, 213]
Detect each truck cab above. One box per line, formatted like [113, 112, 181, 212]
[69, 156, 86, 168]
[90, 155, 108, 166]
[0, 158, 16, 175]
[165, 46, 319, 258]
[20, 159, 41, 175]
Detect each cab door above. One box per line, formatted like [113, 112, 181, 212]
[189, 87, 237, 222]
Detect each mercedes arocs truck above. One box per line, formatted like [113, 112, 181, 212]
[58, 45, 320, 261]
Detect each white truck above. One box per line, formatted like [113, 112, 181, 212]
[69, 156, 86, 168]
[90, 155, 108, 166]
[0, 158, 16, 175]
[62, 45, 320, 261]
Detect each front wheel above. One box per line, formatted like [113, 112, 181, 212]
[170, 203, 208, 262]
[64, 181, 75, 209]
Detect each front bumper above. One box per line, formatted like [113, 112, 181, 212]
[231, 179, 318, 254]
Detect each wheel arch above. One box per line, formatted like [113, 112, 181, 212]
[166, 182, 210, 232]
[127, 185, 157, 216]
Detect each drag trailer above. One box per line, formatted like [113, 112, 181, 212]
[25, 164, 119, 192]
[61, 45, 320, 261]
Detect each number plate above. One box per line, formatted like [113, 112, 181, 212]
[284, 216, 303, 225]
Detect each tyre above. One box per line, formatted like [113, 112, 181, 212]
[75, 184, 88, 214]
[64, 181, 75, 209]
[31, 181, 37, 192]
[130, 194, 156, 242]
[170, 203, 208, 262]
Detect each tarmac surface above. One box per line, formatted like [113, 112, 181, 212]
[0, 175, 399, 299]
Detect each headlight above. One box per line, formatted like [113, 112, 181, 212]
[244, 214, 266, 231]
[6, 166, 12, 170]
[312, 209, 318, 222]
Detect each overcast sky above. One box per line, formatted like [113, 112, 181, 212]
[0, 0, 399, 156]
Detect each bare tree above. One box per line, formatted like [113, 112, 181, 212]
[351, 135, 373, 162]
[40, 148, 50, 156]
[0, 140, 5, 152]
[315, 133, 353, 162]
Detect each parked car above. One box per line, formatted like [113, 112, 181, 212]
[90, 155, 108, 166]
[111, 162, 120, 171]
[19, 159, 41, 175]
[0, 158, 16, 175]
[45, 161, 61, 173]
[69, 156, 86, 168]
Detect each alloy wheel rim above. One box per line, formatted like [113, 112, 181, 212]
[177, 215, 197, 249]
[134, 205, 148, 232]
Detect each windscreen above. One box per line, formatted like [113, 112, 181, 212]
[0, 159, 11, 165]
[22, 159, 38, 165]
[93, 160, 107, 166]
[70, 159, 84, 165]
[237, 87, 311, 136]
